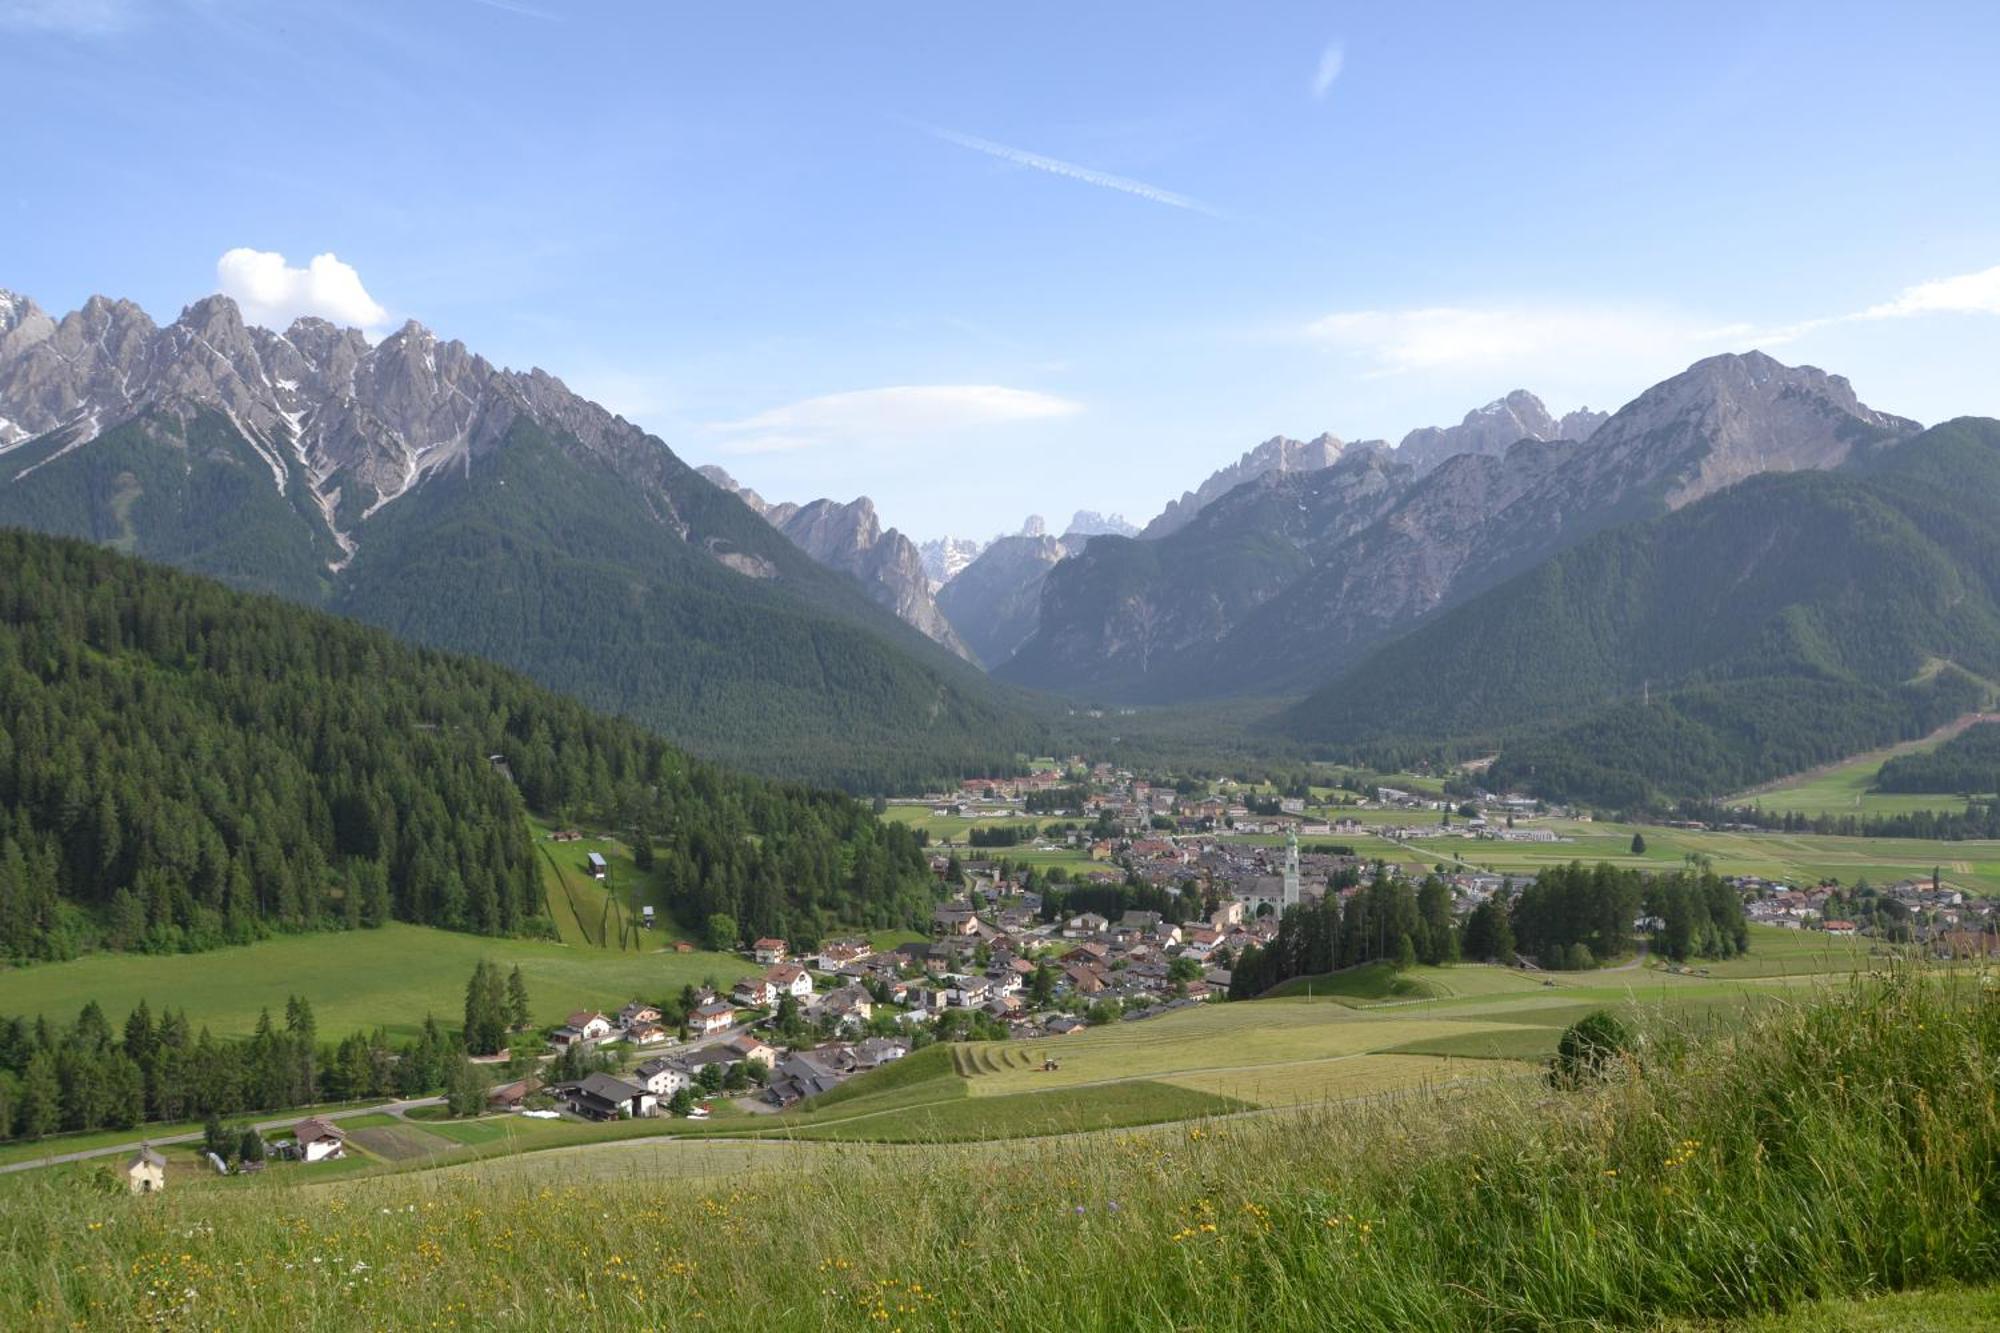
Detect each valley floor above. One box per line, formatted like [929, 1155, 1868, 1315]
[0, 927, 1895, 1186]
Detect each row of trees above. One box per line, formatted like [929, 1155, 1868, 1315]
[1227, 871, 1458, 997]
[0, 997, 434, 1141]
[967, 825, 1035, 848]
[1230, 860, 1751, 996]
[1039, 877, 1213, 929]
[1022, 786, 1089, 814]
[462, 961, 531, 1057]
[1504, 862, 1746, 968]
[1873, 723, 2000, 794]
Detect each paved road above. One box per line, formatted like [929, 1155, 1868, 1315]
[0, 1096, 446, 1175]
[1604, 939, 1652, 972]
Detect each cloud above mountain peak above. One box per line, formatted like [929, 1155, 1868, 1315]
[215, 248, 388, 333]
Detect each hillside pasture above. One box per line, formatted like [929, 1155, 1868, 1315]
[881, 806, 1048, 844]
[528, 819, 698, 950]
[958, 1003, 1522, 1097]
[1260, 961, 1441, 1002]
[1692, 924, 1882, 978]
[1158, 1052, 1515, 1107]
[0, 922, 752, 1040]
[1733, 719, 1991, 818]
[9, 977, 1990, 1330]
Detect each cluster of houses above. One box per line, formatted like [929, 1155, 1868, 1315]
[905, 898, 1249, 1022]
[542, 1027, 915, 1119]
[507, 893, 1267, 1126]
[120, 1114, 354, 1193]
[1736, 875, 1999, 953]
[902, 762, 1578, 889]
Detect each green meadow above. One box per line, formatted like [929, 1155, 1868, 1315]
[0, 922, 752, 1041]
[528, 818, 698, 949]
[3, 972, 1993, 1330]
[190, 937, 1897, 1162]
[1729, 724, 1980, 818]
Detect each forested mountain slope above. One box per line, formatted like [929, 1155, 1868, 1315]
[1284, 418, 2000, 806]
[327, 416, 1038, 790]
[0, 531, 937, 962]
[0, 290, 1046, 790]
[1873, 720, 2000, 794]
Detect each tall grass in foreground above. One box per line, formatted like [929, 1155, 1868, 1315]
[0, 971, 1994, 1331]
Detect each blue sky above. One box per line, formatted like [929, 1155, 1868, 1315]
[5, 0, 1998, 540]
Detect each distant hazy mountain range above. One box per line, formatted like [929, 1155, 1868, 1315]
[997, 355, 1919, 702]
[0, 288, 1045, 790]
[907, 394, 1610, 669]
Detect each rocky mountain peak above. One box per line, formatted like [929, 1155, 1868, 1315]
[1063, 510, 1138, 539]
[0, 287, 670, 560]
[1587, 349, 1921, 508]
[0, 291, 55, 352]
[1558, 407, 1608, 442]
[919, 535, 986, 588]
[171, 293, 253, 345]
[1395, 389, 1586, 472]
[693, 466, 972, 659]
[784, 496, 885, 554]
[1142, 431, 1347, 538]
[1484, 390, 1559, 432]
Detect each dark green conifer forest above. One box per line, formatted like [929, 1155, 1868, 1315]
[0, 531, 936, 962]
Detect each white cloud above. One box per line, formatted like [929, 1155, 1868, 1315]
[0, 0, 134, 34]
[466, 0, 558, 19]
[1861, 264, 2000, 320]
[1312, 41, 1345, 99]
[215, 248, 389, 332]
[710, 385, 1082, 456]
[929, 127, 1218, 216]
[1305, 305, 1717, 379]
[1306, 262, 2000, 382]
